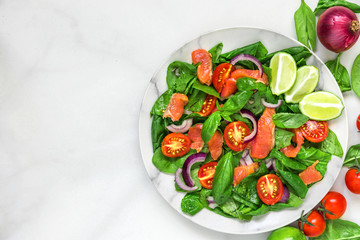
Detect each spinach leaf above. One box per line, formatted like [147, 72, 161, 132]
[150, 89, 173, 116]
[343, 144, 360, 167]
[221, 90, 253, 114]
[311, 219, 360, 240]
[219, 41, 268, 62]
[294, 0, 317, 50]
[212, 152, 234, 205]
[192, 80, 220, 98]
[270, 149, 307, 171]
[185, 89, 206, 112]
[198, 189, 235, 218]
[151, 115, 169, 152]
[286, 103, 301, 113]
[310, 129, 343, 157]
[243, 91, 266, 116]
[244, 204, 270, 216]
[326, 53, 351, 92]
[351, 53, 360, 99]
[278, 169, 308, 198]
[181, 192, 204, 216]
[209, 43, 223, 65]
[152, 148, 196, 173]
[219, 197, 244, 219]
[314, 0, 360, 14]
[296, 146, 331, 176]
[236, 77, 267, 93]
[270, 192, 303, 211]
[274, 128, 294, 150]
[272, 113, 309, 128]
[259, 46, 312, 65]
[166, 61, 197, 92]
[201, 111, 221, 143]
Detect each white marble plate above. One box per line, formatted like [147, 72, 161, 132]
[139, 27, 348, 234]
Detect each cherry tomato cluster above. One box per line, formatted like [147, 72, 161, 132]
[298, 191, 347, 237]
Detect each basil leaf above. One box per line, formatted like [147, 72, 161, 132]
[310, 129, 343, 158]
[326, 53, 351, 92]
[212, 152, 234, 205]
[181, 192, 204, 216]
[236, 77, 267, 93]
[221, 90, 253, 114]
[274, 128, 295, 150]
[351, 53, 360, 99]
[270, 149, 307, 171]
[269, 192, 303, 211]
[192, 80, 220, 98]
[152, 148, 196, 174]
[259, 46, 312, 65]
[278, 169, 308, 198]
[343, 144, 360, 167]
[151, 115, 169, 152]
[311, 219, 360, 240]
[150, 89, 174, 116]
[296, 146, 332, 176]
[209, 42, 223, 65]
[166, 61, 197, 92]
[201, 111, 222, 143]
[314, 0, 360, 14]
[272, 113, 309, 128]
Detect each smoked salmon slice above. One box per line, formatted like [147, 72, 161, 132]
[208, 130, 223, 160]
[299, 160, 323, 185]
[191, 49, 212, 86]
[233, 162, 259, 186]
[280, 128, 304, 158]
[250, 108, 276, 159]
[187, 124, 204, 152]
[163, 93, 188, 122]
[230, 69, 269, 86]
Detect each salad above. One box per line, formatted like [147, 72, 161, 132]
[150, 41, 344, 221]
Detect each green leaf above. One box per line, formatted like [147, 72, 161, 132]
[259, 46, 312, 65]
[201, 111, 222, 144]
[185, 89, 206, 112]
[314, 0, 360, 14]
[209, 43, 223, 65]
[311, 219, 360, 240]
[150, 89, 174, 117]
[181, 192, 204, 215]
[192, 80, 220, 98]
[270, 149, 307, 171]
[243, 91, 266, 116]
[221, 90, 253, 114]
[296, 146, 332, 176]
[151, 115, 169, 152]
[212, 152, 234, 205]
[326, 53, 351, 92]
[274, 128, 295, 150]
[219, 42, 268, 62]
[270, 192, 303, 211]
[343, 144, 360, 167]
[294, 0, 317, 50]
[310, 129, 343, 158]
[278, 169, 308, 198]
[166, 61, 197, 92]
[351, 53, 360, 99]
[272, 113, 309, 128]
[152, 148, 196, 173]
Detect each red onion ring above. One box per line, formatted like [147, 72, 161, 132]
[279, 185, 290, 203]
[261, 98, 283, 109]
[206, 196, 218, 209]
[265, 158, 274, 170]
[166, 119, 193, 133]
[239, 109, 258, 143]
[230, 54, 263, 77]
[182, 152, 207, 187]
[272, 159, 278, 172]
[175, 168, 198, 191]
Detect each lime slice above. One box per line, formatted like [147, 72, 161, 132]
[285, 65, 319, 103]
[270, 52, 297, 95]
[299, 91, 344, 120]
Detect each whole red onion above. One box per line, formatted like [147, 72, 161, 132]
[317, 6, 360, 53]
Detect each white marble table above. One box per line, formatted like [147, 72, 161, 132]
[0, 0, 359, 239]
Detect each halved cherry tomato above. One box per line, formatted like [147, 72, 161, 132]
[298, 210, 326, 238]
[320, 191, 347, 220]
[256, 174, 284, 205]
[220, 78, 238, 98]
[197, 94, 217, 116]
[345, 168, 360, 194]
[191, 49, 212, 86]
[357, 114, 360, 131]
[198, 162, 218, 189]
[300, 120, 328, 143]
[161, 133, 191, 158]
[212, 63, 236, 93]
[224, 121, 250, 152]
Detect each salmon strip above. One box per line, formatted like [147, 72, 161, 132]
[187, 124, 204, 152]
[208, 130, 223, 160]
[299, 160, 323, 185]
[233, 162, 259, 186]
[280, 128, 304, 158]
[163, 93, 188, 121]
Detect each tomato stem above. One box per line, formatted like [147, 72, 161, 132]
[299, 210, 316, 230]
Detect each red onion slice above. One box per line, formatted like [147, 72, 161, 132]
[166, 119, 193, 133]
[261, 98, 283, 109]
[175, 168, 198, 191]
[244, 154, 254, 166]
[239, 109, 258, 143]
[182, 152, 207, 187]
[265, 158, 274, 170]
[272, 159, 278, 172]
[279, 185, 290, 203]
[206, 196, 218, 209]
[239, 149, 249, 166]
[230, 54, 263, 77]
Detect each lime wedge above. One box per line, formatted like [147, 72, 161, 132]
[285, 66, 319, 103]
[270, 52, 297, 95]
[299, 91, 344, 120]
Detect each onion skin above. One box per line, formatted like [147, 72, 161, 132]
[317, 6, 360, 53]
